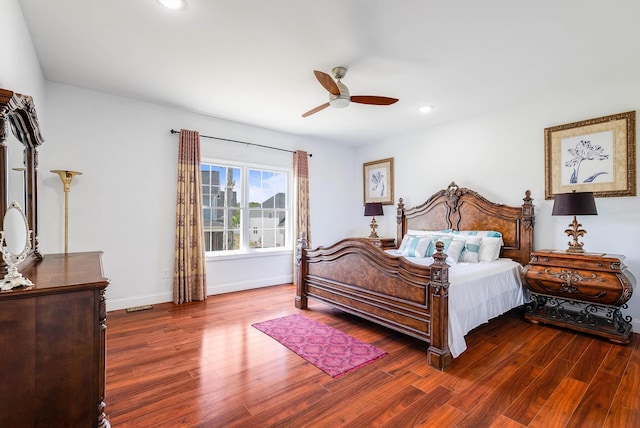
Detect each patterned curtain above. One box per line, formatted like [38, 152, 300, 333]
[173, 129, 207, 304]
[293, 151, 311, 286]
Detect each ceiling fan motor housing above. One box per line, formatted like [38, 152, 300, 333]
[329, 81, 350, 108]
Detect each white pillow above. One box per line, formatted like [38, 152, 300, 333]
[444, 238, 466, 264]
[478, 236, 503, 262]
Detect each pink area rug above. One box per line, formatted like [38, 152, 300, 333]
[252, 314, 387, 378]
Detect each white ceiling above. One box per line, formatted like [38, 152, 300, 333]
[17, 0, 640, 146]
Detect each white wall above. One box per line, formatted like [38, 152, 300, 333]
[0, 0, 45, 107]
[357, 80, 640, 330]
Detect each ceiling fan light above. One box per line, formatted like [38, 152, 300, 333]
[419, 105, 433, 113]
[330, 97, 350, 109]
[157, 0, 186, 10]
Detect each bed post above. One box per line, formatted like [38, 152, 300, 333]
[396, 198, 405, 247]
[294, 232, 308, 309]
[520, 190, 535, 264]
[428, 242, 452, 370]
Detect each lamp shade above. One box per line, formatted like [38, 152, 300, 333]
[364, 202, 384, 217]
[552, 191, 597, 216]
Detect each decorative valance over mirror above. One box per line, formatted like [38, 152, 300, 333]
[0, 88, 44, 274]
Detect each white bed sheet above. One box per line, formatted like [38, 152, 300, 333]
[386, 250, 526, 358]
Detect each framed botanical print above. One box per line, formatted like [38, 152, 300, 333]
[544, 111, 636, 199]
[363, 157, 394, 205]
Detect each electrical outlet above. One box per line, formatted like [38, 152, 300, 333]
[163, 269, 170, 279]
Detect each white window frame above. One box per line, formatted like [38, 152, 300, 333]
[201, 158, 293, 258]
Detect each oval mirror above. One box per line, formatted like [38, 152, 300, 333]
[2, 202, 29, 256]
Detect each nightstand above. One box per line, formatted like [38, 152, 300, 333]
[366, 237, 396, 250]
[521, 249, 635, 343]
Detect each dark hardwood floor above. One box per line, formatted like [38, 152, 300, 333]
[105, 284, 640, 427]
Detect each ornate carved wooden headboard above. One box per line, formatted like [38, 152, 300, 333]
[396, 182, 535, 266]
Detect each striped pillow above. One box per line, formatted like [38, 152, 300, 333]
[399, 235, 434, 258]
[458, 236, 482, 263]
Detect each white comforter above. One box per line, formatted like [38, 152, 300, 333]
[386, 251, 526, 358]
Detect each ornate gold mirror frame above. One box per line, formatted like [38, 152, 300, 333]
[0, 88, 43, 274]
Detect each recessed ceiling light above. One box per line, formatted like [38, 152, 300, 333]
[157, 0, 186, 10]
[419, 105, 433, 114]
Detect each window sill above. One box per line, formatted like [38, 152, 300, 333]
[205, 248, 293, 262]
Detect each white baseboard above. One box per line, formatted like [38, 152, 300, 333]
[207, 275, 293, 296]
[107, 292, 173, 312]
[106, 274, 293, 313]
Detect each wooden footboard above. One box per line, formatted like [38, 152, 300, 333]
[295, 237, 452, 370]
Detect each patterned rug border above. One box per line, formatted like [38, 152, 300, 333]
[252, 313, 387, 378]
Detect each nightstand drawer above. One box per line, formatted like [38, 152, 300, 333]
[531, 250, 626, 273]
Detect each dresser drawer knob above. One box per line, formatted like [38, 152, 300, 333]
[596, 262, 602, 267]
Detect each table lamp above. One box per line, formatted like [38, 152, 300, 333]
[552, 190, 597, 253]
[364, 202, 384, 238]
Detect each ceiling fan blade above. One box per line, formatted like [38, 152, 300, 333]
[350, 96, 399, 105]
[302, 102, 330, 117]
[314, 70, 340, 95]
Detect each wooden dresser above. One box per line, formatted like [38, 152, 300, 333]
[521, 249, 635, 343]
[0, 252, 110, 428]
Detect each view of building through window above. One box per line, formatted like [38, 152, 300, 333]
[201, 162, 289, 253]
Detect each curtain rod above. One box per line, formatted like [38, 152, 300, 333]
[169, 129, 312, 157]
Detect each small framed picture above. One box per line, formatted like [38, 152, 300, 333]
[544, 111, 636, 199]
[363, 157, 394, 205]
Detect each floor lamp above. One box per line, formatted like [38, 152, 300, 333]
[51, 170, 82, 253]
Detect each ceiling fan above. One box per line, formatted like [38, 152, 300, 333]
[302, 67, 399, 117]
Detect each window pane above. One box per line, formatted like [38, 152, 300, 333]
[275, 172, 286, 193]
[248, 169, 262, 207]
[249, 228, 262, 248]
[228, 229, 240, 250]
[262, 171, 274, 190]
[203, 208, 212, 225]
[275, 227, 286, 247]
[201, 168, 211, 185]
[262, 229, 276, 248]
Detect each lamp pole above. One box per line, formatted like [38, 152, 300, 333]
[51, 170, 82, 254]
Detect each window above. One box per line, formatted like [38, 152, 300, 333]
[201, 161, 290, 254]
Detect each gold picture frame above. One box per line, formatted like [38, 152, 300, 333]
[544, 111, 636, 199]
[363, 157, 394, 205]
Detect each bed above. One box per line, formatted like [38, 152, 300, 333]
[295, 182, 535, 370]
